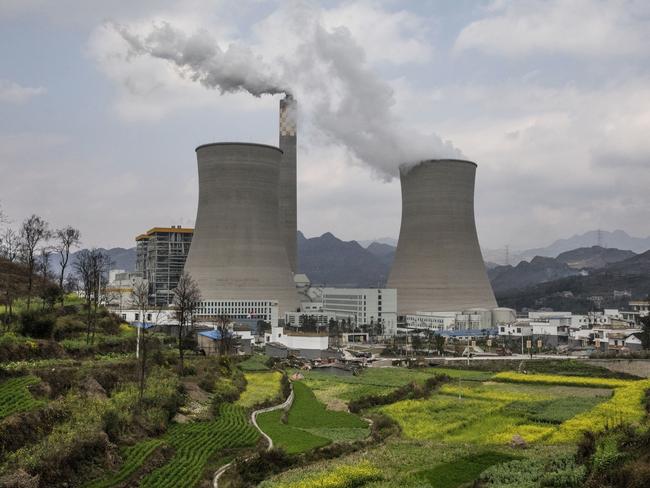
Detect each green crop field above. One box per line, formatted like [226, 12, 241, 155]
[139, 404, 259, 488]
[0, 375, 45, 419]
[257, 381, 368, 454]
[86, 404, 260, 488]
[414, 452, 518, 488]
[85, 439, 166, 488]
[262, 370, 650, 488]
[237, 371, 283, 409]
[379, 374, 650, 445]
[299, 366, 493, 409]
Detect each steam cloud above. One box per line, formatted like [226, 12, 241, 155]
[114, 7, 461, 179]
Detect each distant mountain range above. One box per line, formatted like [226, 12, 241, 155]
[49, 247, 137, 277]
[496, 250, 650, 312]
[297, 232, 391, 287]
[488, 246, 639, 296]
[483, 229, 650, 265]
[58, 230, 649, 304]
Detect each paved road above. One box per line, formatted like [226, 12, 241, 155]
[213, 384, 295, 488]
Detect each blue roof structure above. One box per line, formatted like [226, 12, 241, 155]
[198, 330, 232, 340]
[130, 322, 156, 330]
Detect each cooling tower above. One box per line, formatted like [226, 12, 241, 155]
[183, 143, 299, 315]
[279, 95, 297, 274]
[387, 159, 497, 314]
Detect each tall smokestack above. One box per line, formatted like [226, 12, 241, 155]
[279, 95, 297, 274]
[183, 142, 299, 315]
[387, 159, 497, 314]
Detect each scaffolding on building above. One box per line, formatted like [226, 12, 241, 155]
[135, 226, 194, 307]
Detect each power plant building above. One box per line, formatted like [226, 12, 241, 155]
[387, 160, 497, 315]
[135, 226, 194, 306]
[322, 287, 397, 336]
[182, 142, 299, 316]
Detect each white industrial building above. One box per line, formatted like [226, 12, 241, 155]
[105, 269, 146, 311]
[406, 307, 516, 332]
[322, 287, 397, 336]
[195, 299, 279, 323]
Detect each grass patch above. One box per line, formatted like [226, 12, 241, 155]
[506, 396, 606, 424]
[257, 409, 331, 454]
[289, 382, 367, 429]
[415, 451, 517, 488]
[257, 381, 368, 454]
[238, 355, 270, 371]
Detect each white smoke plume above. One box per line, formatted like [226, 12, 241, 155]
[114, 22, 288, 97]
[112, 5, 461, 179]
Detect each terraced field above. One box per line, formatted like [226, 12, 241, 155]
[139, 404, 259, 488]
[0, 375, 44, 419]
[84, 404, 259, 488]
[86, 439, 166, 488]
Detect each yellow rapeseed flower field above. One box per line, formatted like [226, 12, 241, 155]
[493, 371, 632, 389]
[274, 461, 381, 488]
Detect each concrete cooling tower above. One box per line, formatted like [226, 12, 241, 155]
[387, 159, 497, 314]
[279, 96, 297, 273]
[183, 143, 299, 315]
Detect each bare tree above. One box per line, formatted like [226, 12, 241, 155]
[215, 315, 232, 356]
[38, 246, 53, 311]
[64, 274, 79, 294]
[74, 248, 110, 344]
[19, 215, 51, 309]
[171, 272, 201, 374]
[74, 249, 94, 338]
[54, 226, 81, 305]
[0, 228, 20, 263]
[130, 279, 151, 409]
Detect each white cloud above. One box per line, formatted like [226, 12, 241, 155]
[455, 0, 650, 57]
[0, 79, 45, 104]
[420, 77, 650, 249]
[322, 1, 433, 64]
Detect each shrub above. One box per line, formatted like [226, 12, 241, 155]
[19, 311, 55, 339]
[96, 315, 121, 335]
[210, 380, 243, 416]
[231, 448, 296, 486]
[197, 374, 217, 393]
[369, 413, 400, 441]
[348, 374, 449, 413]
[53, 315, 86, 340]
[591, 434, 622, 473]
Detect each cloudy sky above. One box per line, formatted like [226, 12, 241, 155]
[1, 0, 649, 252]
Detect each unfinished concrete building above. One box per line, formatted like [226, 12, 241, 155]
[135, 226, 194, 306]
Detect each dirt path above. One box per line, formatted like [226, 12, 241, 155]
[212, 384, 295, 487]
